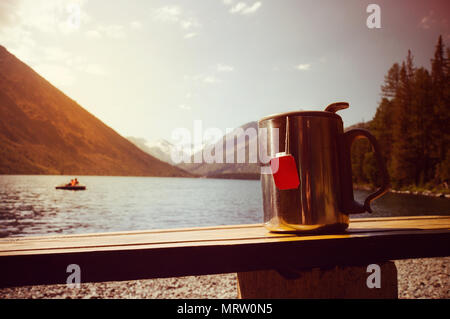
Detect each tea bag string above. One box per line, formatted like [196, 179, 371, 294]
[285, 116, 289, 154]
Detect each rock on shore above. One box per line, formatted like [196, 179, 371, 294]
[0, 257, 448, 299]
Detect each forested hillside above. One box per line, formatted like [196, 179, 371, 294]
[351, 36, 449, 191]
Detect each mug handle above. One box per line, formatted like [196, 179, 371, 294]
[342, 128, 390, 214]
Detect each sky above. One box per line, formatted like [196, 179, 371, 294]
[0, 0, 449, 144]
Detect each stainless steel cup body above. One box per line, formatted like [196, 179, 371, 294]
[259, 111, 349, 233]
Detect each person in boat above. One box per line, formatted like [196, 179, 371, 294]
[67, 179, 78, 187]
[74, 178, 79, 185]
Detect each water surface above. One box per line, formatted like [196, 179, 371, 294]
[0, 175, 449, 237]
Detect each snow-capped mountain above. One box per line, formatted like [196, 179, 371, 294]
[177, 121, 260, 179]
[127, 121, 260, 179]
[127, 137, 178, 165]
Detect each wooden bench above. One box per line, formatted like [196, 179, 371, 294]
[0, 215, 449, 298]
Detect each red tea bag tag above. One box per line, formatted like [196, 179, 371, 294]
[270, 152, 300, 190]
[270, 116, 299, 190]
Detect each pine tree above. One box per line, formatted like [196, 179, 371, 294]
[372, 63, 400, 170]
[390, 52, 416, 187]
[430, 36, 449, 171]
[409, 67, 433, 184]
[433, 40, 450, 185]
[381, 63, 401, 99]
[371, 98, 394, 162]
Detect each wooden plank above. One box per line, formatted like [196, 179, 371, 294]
[3, 215, 445, 242]
[237, 262, 398, 299]
[1, 215, 449, 256]
[1, 216, 449, 253]
[0, 216, 449, 288]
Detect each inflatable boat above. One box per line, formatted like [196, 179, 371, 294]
[55, 185, 86, 191]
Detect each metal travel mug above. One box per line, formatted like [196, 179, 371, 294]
[259, 102, 390, 233]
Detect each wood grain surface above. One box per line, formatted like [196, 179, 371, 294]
[0, 216, 449, 288]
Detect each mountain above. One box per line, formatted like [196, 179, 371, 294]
[0, 45, 192, 177]
[177, 121, 261, 179]
[127, 122, 261, 179]
[127, 137, 178, 165]
[172, 120, 369, 180]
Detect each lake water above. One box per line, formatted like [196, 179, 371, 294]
[1, 175, 449, 238]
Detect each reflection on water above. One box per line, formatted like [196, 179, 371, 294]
[0, 175, 449, 237]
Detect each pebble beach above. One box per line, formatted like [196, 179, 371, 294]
[0, 257, 448, 299]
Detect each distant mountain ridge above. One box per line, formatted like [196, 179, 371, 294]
[127, 137, 179, 165]
[129, 121, 260, 179]
[0, 45, 191, 177]
[177, 121, 260, 178]
[134, 120, 370, 180]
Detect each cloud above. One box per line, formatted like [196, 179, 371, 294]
[180, 18, 200, 30]
[178, 104, 191, 110]
[184, 64, 234, 86]
[40, 48, 106, 78]
[227, 2, 262, 15]
[0, 0, 107, 89]
[184, 32, 197, 39]
[296, 64, 311, 71]
[130, 21, 143, 30]
[68, 56, 107, 77]
[86, 25, 126, 39]
[184, 74, 221, 84]
[66, 56, 86, 67]
[0, 0, 20, 28]
[418, 10, 450, 37]
[216, 64, 234, 72]
[152, 5, 201, 38]
[203, 76, 219, 84]
[99, 25, 126, 38]
[82, 64, 107, 76]
[85, 29, 101, 38]
[419, 11, 436, 30]
[0, 0, 90, 66]
[153, 5, 182, 23]
[42, 47, 71, 61]
[4, 0, 90, 34]
[27, 45, 106, 87]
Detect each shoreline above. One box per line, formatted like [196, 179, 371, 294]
[2, 174, 450, 199]
[390, 189, 450, 198]
[354, 184, 450, 199]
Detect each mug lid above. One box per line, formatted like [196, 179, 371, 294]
[258, 102, 348, 123]
[259, 110, 341, 123]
